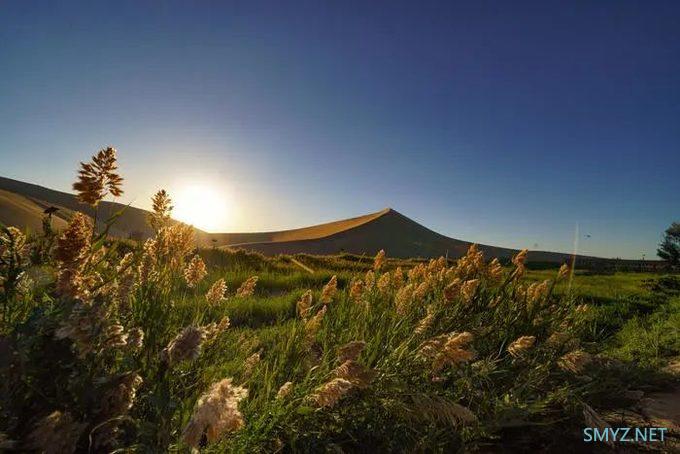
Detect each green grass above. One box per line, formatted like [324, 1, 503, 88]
[2, 228, 678, 452]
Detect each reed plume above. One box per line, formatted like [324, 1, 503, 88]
[25, 411, 87, 454]
[373, 249, 386, 271]
[311, 378, 353, 408]
[507, 335, 536, 357]
[206, 278, 227, 305]
[54, 213, 92, 299]
[297, 290, 313, 318]
[161, 325, 208, 365]
[276, 381, 294, 399]
[184, 254, 207, 288]
[337, 340, 366, 362]
[73, 147, 123, 206]
[182, 378, 248, 448]
[320, 275, 338, 304]
[148, 189, 173, 232]
[236, 276, 258, 298]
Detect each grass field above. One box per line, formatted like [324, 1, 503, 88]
[2, 226, 679, 452]
[0, 151, 677, 452]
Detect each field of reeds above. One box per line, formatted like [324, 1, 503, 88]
[1, 149, 678, 452]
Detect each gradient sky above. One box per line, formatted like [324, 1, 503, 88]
[1, 1, 679, 259]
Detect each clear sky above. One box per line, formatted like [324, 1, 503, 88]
[1, 1, 678, 259]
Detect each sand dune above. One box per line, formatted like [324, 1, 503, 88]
[0, 175, 656, 266]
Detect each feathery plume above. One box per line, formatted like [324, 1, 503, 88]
[276, 381, 294, 399]
[486, 258, 503, 282]
[304, 305, 327, 343]
[373, 249, 386, 271]
[557, 263, 570, 281]
[206, 279, 227, 305]
[511, 249, 528, 278]
[558, 350, 593, 374]
[297, 290, 313, 318]
[392, 266, 404, 288]
[461, 279, 480, 304]
[25, 411, 87, 454]
[182, 378, 248, 448]
[414, 306, 436, 335]
[153, 223, 195, 270]
[394, 283, 414, 315]
[443, 279, 462, 303]
[507, 336, 536, 357]
[332, 360, 376, 388]
[236, 276, 258, 298]
[420, 331, 475, 372]
[364, 270, 376, 290]
[337, 341, 366, 362]
[148, 189, 173, 231]
[54, 213, 92, 299]
[184, 254, 207, 288]
[99, 372, 143, 418]
[161, 325, 208, 365]
[349, 278, 365, 303]
[243, 352, 261, 377]
[311, 378, 353, 408]
[320, 275, 338, 304]
[73, 147, 123, 206]
[377, 272, 391, 294]
[127, 327, 144, 350]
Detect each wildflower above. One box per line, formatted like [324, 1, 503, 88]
[72, 146, 123, 206]
[320, 275, 337, 304]
[311, 378, 353, 408]
[337, 340, 366, 362]
[558, 350, 593, 374]
[127, 327, 144, 350]
[206, 278, 227, 305]
[349, 279, 364, 303]
[25, 411, 87, 454]
[377, 272, 391, 293]
[243, 352, 261, 377]
[373, 249, 386, 271]
[507, 335, 536, 357]
[236, 276, 258, 298]
[148, 189, 173, 231]
[184, 255, 208, 288]
[276, 381, 294, 399]
[182, 378, 248, 448]
[161, 325, 208, 365]
[54, 213, 92, 298]
[461, 279, 480, 304]
[297, 290, 313, 318]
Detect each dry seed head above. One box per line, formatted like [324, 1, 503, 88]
[184, 254, 208, 288]
[182, 378, 248, 448]
[377, 272, 391, 293]
[414, 306, 436, 335]
[149, 189, 173, 231]
[507, 335, 536, 357]
[558, 350, 594, 374]
[461, 279, 480, 304]
[373, 249, 386, 271]
[392, 266, 404, 288]
[243, 352, 261, 377]
[73, 147, 124, 206]
[206, 278, 228, 305]
[153, 223, 195, 270]
[320, 275, 338, 304]
[25, 411, 87, 454]
[162, 325, 208, 365]
[557, 263, 570, 281]
[394, 283, 414, 315]
[100, 372, 143, 417]
[236, 276, 258, 298]
[443, 279, 462, 302]
[337, 340, 366, 362]
[364, 270, 376, 289]
[297, 290, 313, 318]
[304, 305, 327, 343]
[332, 359, 376, 388]
[276, 381, 294, 399]
[349, 278, 365, 303]
[311, 378, 353, 408]
[486, 258, 503, 282]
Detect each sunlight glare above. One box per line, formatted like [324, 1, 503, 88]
[173, 184, 233, 232]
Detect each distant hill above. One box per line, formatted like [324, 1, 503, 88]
[0, 176, 663, 269]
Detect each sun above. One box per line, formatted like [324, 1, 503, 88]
[172, 184, 233, 232]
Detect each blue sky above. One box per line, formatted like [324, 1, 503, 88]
[1, 1, 678, 259]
